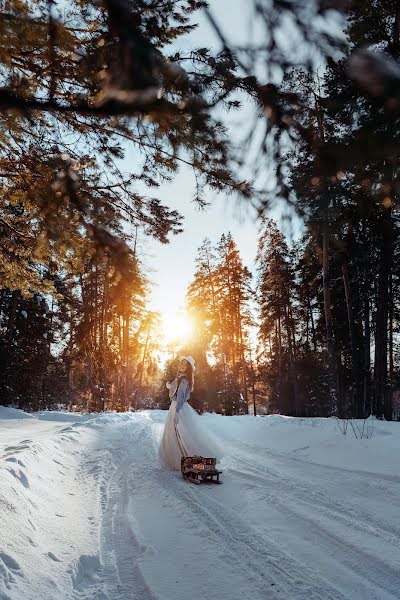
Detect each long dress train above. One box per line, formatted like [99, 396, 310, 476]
[158, 375, 223, 471]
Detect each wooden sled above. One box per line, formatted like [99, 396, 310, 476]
[181, 456, 222, 485]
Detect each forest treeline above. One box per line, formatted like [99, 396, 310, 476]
[1, 216, 399, 419]
[0, 0, 248, 413]
[185, 210, 399, 421]
[1, 1, 400, 419]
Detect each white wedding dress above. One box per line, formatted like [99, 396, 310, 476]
[158, 375, 223, 471]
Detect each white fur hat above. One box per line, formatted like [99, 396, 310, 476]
[179, 355, 196, 371]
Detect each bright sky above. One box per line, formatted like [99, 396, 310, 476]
[143, 169, 260, 318]
[123, 2, 302, 336]
[124, 2, 259, 325]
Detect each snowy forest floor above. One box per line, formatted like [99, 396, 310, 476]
[0, 408, 400, 600]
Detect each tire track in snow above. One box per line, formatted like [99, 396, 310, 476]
[153, 417, 400, 600]
[221, 434, 400, 539]
[103, 415, 283, 600]
[96, 417, 158, 600]
[170, 475, 351, 600]
[224, 451, 400, 600]
[230, 454, 400, 547]
[134, 416, 350, 600]
[233, 438, 400, 501]
[230, 468, 400, 600]
[75, 413, 400, 600]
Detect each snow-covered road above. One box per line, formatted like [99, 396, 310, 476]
[1, 408, 400, 600]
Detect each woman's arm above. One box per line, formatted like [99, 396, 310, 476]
[175, 377, 190, 421]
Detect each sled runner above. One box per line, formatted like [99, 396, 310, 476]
[181, 456, 222, 484]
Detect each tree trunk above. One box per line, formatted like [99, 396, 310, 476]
[225, 250, 235, 373]
[363, 274, 371, 416]
[6, 290, 20, 346]
[285, 303, 298, 415]
[122, 314, 130, 410]
[315, 92, 339, 415]
[322, 217, 338, 415]
[373, 209, 392, 420]
[94, 263, 98, 351]
[205, 247, 226, 386]
[251, 361, 257, 417]
[388, 270, 394, 418]
[237, 305, 248, 411]
[277, 313, 282, 412]
[342, 261, 362, 417]
[308, 297, 317, 351]
[137, 320, 151, 409]
[99, 272, 105, 348]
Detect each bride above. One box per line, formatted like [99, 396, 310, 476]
[158, 355, 222, 471]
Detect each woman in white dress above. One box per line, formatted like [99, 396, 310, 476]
[158, 355, 222, 471]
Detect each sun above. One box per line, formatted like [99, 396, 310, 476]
[161, 312, 193, 344]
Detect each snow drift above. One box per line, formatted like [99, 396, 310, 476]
[1, 407, 400, 600]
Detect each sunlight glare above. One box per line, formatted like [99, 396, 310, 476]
[161, 312, 193, 344]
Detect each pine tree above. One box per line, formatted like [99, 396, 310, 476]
[282, 2, 400, 419]
[0, 1, 256, 409]
[256, 219, 300, 414]
[186, 234, 252, 414]
[0, 290, 53, 409]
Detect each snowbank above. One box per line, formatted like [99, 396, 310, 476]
[0, 406, 35, 420]
[202, 412, 400, 475]
[1, 408, 399, 600]
[0, 409, 106, 600]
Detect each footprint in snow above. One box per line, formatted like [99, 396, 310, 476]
[0, 551, 21, 573]
[5, 457, 26, 468]
[0, 553, 23, 590]
[47, 552, 62, 562]
[70, 553, 102, 590]
[7, 467, 30, 489]
[293, 445, 310, 452]
[3, 444, 30, 452]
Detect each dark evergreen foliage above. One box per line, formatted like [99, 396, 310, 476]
[2, 1, 400, 418]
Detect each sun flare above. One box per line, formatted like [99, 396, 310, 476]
[161, 312, 193, 344]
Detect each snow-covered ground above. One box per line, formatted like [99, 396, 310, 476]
[1, 407, 400, 600]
